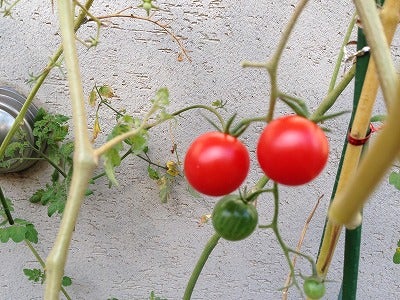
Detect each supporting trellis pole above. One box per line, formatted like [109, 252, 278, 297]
[339, 26, 369, 300]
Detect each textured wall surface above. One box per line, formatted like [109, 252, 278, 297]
[1, 1, 399, 299]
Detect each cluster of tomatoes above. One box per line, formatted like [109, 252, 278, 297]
[184, 115, 329, 241]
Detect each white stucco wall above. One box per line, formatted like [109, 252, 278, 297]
[1, 1, 399, 299]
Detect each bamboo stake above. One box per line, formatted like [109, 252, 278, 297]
[316, 0, 400, 280]
[329, 0, 400, 226]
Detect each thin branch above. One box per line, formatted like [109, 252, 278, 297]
[265, 0, 310, 121]
[282, 195, 323, 300]
[93, 10, 191, 62]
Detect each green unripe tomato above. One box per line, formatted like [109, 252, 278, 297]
[212, 195, 258, 241]
[303, 277, 326, 299]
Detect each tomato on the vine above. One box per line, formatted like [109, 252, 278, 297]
[184, 132, 250, 196]
[256, 115, 329, 185]
[212, 195, 258, 241]
[303, 277, 326, 299]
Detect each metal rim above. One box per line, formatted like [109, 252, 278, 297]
[0, 87, 40, 173]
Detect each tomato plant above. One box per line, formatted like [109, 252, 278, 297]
[256, 115, 329, 185]
[212, 194, 258, 241]
[303, 277, 326, 299]
[184, 132, 250, 196]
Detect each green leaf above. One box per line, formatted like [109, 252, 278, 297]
[25, 224, 39, 244]
[33, 110, 70, 151]
[0, 227, 10, 243]
[62, 276, 72, 287]
[23, 268, 45, 284]
[389, 171, 400, 190]
[211, 99, 227, 109]
[150, 88, 172, 121]
[370, 114, 386, 122]
[47, 200, 65, 217]
[157, 176, 170, 203]
[30, 189, 45, 203]
[130, 132, 148, 155]
[393, 249, 400, 264]
[98, 85, 114, 98]
[104, 146, 122, 186]
[0, 128, 31, 169]
[0, 219, 37, 243]
[8, 225, 27, 243]
[34, 107, 47, 123]
[148, 166, 160, 180]
[279, 94, 310, 118]
[30, 180, 68, 216]
[88, 89, 98, 106]
[397, 240, 400, 247]
[152, 88, 169, 107]
[59, 142, 74, 162]
[311, 110, 351, 123]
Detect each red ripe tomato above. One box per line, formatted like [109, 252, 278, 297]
[256, 115, 329, 185]
[184, 132, 250, 196]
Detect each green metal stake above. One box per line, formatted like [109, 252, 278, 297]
[338, 22, 370, 300]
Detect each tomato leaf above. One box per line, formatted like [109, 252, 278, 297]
[104, 147, 122, 186]
[157, 176, 170, 203]
[279, 94, 310, 118]
[148, 166, 160, 180]
[0, 228, 10, 243]
[23, 268, 45, 284]
[151, 88, 172, 121]
[8, 225, 27, 243]
[370, 114, 386, 122]
[98, 85, 114, 98]
[393, 249, 400, 264]
[311, 110, 351, 123]
[25, 223, 39, 244]
[130, 131, 148, 155]
[62, 276, 73, 287]
[389, 171, 400, 190]
[30, 180, 68, 216]
[88, 88, 98, 106]
[151, 88, 169, 107]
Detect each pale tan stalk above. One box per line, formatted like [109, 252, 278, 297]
[315, 0, 400, 281]
[45, 1, 97, 299]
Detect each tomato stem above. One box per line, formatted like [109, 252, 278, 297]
[327, 13, 357, 93]
[183, 233, 221, 300]
[0, 187, 14, 225]
[24, 240, 73, 300]
[267, 183, 317, 293]
[45, 1, 98, 298]
[169, 104, 226, 130]
[230, 116, 267, 137]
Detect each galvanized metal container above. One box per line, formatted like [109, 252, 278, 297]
[0, 86, 39, 173]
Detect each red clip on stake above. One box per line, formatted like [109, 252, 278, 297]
[347, 124, 378, 146]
